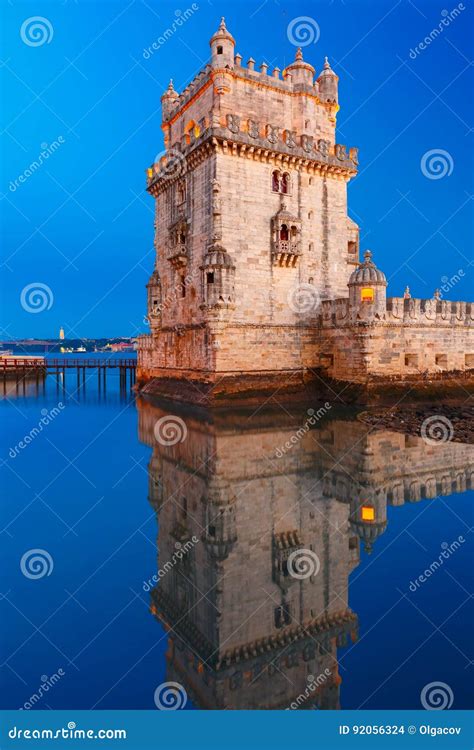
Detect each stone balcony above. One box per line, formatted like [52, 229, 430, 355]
[166, 243, 188, 268]
[272, 240, 301, 267]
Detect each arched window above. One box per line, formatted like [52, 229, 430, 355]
[308, 211, 313, 220]
[179, 231, 186, 245]
[179, 274, 186, 298]
[305, 119, 310, 129]
[206, 271, 215, 285]
[290, 225, 298, 239]
[272, 170, 280, 192]
[280, 224, 289, 241]
[177, 182, 186, 205]
[217, 45, 223, 54]
[281, 172, 289, 194]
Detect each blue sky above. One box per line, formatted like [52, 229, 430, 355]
[1, 0, 472, 339]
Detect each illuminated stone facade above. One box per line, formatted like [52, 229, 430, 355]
[138, 19, 474, 405]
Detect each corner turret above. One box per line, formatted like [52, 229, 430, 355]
[317, 57, 338, 104]
[284, 47, 314, 86]
[161, 79, 179, 121]
[210, 17, 235, 68]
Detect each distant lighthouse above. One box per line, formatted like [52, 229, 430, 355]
[59, 326, 65, 340]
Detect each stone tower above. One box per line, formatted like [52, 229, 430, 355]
[139, 19, 360, 401]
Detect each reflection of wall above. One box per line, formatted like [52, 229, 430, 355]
[138, 400, 474, 709]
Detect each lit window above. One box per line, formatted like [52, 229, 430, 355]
[361, 287, 374, 302]
[361, 506, 375, 521]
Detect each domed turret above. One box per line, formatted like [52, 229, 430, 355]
[284, 47, 315, 86]
[348, 250, 387, 318]
[161, 79, 179, 121]
[349, 493, 387, 555]
[146, 269, 162, 332]
[201, 244, 235, 310]
[210, 17, 235, 68]
[317, 57, 338, 104]
[203, 477, 237, 561]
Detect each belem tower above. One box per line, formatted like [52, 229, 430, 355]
[137, 19, 474, 405]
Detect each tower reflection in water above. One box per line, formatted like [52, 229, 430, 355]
[137, 399, 473, 710]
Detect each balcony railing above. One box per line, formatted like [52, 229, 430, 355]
[166, 244, 188, 267]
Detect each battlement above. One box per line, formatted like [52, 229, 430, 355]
[163, 54, 328, 123]
[146, 124, 357, 193]
[386, 297, 474, 325]
[320, 296, 474, 327]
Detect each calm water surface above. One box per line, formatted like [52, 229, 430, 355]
[1, 354, 472, 710]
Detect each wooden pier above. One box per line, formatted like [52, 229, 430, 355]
[1, 357, 136, 392]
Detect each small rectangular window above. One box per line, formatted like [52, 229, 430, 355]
[361, 506, 375, 521]
[361, 287, 374, 302]
[206, 272, 215, 284]
[435, 354, 447, 368]
[405, 354, 418, 367]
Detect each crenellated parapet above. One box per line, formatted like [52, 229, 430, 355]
[159, 36, 339, 127]
[319, 296, 474, 329]
[386, 297, 474, 326]
[146, 126, 357, 194]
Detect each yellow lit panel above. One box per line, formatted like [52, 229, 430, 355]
[361, 287, 374, 302]
[361, 505, 375, 521]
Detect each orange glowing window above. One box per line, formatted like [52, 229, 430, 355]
[147, 168, 153, 178]
[361, 287, 374, 302]
[361, 506, 375, 521]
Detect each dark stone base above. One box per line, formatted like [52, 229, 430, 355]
[136, 369, 474, 408]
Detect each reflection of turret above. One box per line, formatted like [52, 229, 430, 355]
[138, 399, 474, 709]
[202, 477, 237, 561]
